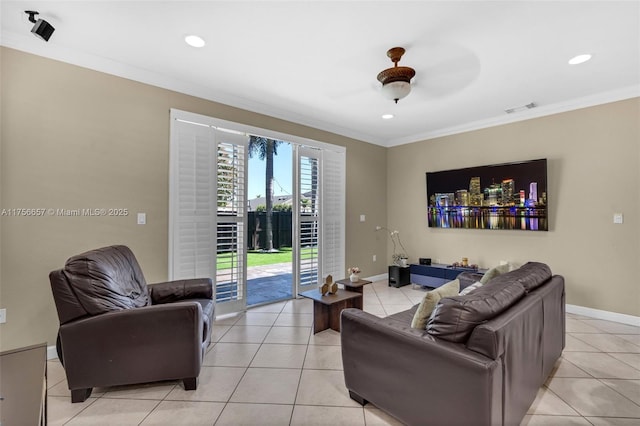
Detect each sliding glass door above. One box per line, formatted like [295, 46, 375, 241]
[170, 109, 345, 314]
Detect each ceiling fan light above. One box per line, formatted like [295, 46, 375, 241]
[381, 81, 411, 103]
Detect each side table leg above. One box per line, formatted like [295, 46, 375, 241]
[313, 301, 330, 334]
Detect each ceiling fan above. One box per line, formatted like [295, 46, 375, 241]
[377, 47, 416, 104]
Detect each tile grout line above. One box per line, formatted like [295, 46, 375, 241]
[214, 302, 283, 424]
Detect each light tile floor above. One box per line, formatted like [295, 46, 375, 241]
[47, 279, 640, 425]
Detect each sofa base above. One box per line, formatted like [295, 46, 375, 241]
[71, 387, 92, 403]
[183, 377, 198, 390]
[349, 390, 368, 406]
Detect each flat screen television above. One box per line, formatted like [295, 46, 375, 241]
[426, 158, 548, 231]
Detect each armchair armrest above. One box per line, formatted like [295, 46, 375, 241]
[59, 302, 203, 389]
[149, 278, 213, 304]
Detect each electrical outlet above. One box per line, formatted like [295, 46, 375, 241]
[0, 308, 6, 324]
[137, 212, 146, 225]
[613, 213, 623, 224]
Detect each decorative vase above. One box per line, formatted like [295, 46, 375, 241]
[349, 273, 359, 282]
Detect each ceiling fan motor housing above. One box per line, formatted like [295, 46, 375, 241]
[377, 47, 416, 102]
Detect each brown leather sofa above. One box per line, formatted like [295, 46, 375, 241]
[341, 262, 565, 426]
[49, 245, 215, 403]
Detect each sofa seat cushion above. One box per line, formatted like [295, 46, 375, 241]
[426, 280, 527, 343]
[387, 304, 419, 324]
[411, 279, 460, 329]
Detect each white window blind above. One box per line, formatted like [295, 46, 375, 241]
[169, 117, 216, 280]
[215, 138, 247, 306]
[321, 148, 346, 280]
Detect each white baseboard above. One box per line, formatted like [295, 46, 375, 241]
[365, 273, 387, 282]
[47, 345, 58, 360]
[566, 304, 640, 327]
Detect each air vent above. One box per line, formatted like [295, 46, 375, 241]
[505, 102, 537, 114]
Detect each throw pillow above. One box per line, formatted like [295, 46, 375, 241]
[459, 281, 483, 296]
[411, 279, 460, 329]
[479, 262, 521, 284]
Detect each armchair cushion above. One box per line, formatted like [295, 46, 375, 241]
[63, 245, 149, 315]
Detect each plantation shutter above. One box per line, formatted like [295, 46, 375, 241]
[169, 115, 216, 280]
[320, 148, 345, 280]
[296, 147, 321, 289]
[214, 133, 248, 314]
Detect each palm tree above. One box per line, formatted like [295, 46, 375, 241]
[248, 136, 283, 251]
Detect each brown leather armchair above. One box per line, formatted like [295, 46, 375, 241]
[49, 245, 214, 403]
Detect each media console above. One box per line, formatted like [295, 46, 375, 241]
[409, 263, 486, 288]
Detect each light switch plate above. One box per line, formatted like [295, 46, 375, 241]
[0, 308, 6, 324]
[613, 213, 623, 224]
[137, 212, 146, 225]
[359, 214, 366, 222]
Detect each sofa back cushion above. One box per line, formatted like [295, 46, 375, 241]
[62, 245, 150, 315]
[426, 279, 527, 343]
[507, 261, 552, 292]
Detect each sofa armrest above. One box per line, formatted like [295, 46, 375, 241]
[59, 302, 203, 389]
[457, 271, 485, 289]
[341, 309, 502, 426]
[149, 278, 213, 304]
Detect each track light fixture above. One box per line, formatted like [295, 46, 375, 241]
[25, 10, 55, 42]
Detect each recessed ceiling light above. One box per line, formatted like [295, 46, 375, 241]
[382, 114, 394, 120]
[568, 54, 592, 65]
[185, 35, 205, 48]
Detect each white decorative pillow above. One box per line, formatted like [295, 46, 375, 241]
[459, 281, 483, 296]
[411, 279, 460, 329]
[480, 262, 522, 284]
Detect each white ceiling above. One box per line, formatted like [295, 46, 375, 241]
[2, 1, 639, 146]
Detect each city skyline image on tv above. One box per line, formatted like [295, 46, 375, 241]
[426, 158, 548, 231]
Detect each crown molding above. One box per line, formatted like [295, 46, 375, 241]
[1, 32, 384, 146]
[3, 31, 637, 149]
[385, 86, 640, 147]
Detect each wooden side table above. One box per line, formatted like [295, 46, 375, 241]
[299, 288, 362, 334]
[335, 278, 372, 309]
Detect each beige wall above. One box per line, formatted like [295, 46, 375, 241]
[0, 47, 387, 351]
[2, 46, 637, 351]
[387, 98, 640, 316]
